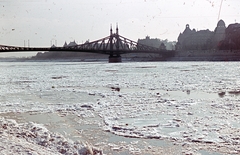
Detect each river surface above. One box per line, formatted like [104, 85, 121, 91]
[0, 61, 240, 154]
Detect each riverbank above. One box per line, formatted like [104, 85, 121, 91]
[171, 49, 240, 61]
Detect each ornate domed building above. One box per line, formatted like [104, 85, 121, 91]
[177, 24, 195, 50]
[212, 20, 226, 48]
[176, 20, 227, 50]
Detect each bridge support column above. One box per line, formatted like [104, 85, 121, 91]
[108, 55, 122, 63]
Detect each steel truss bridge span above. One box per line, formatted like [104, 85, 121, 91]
[0, 28, 175, 62]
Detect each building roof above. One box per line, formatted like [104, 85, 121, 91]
[62, 40, 77, 47]
[217, 20, 226, 27]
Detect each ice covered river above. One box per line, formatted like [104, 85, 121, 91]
[0, 61, 240, 154]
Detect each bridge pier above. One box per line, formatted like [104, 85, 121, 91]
[108, 55, 122, 63]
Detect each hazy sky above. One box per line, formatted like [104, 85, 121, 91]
[1, 0, 240, 47]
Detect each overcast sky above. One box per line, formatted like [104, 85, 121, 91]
[1, 0, 240, 48]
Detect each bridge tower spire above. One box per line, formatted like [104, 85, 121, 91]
[110, 24, 113, 51]
[116, 23, 120, 51]
[110, 24, 113, 35]
[116, 23, 119, 35]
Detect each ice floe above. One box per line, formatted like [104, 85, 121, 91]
[1, 61, 240, 154]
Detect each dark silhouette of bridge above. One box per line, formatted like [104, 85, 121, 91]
[0, 26, 175, 62]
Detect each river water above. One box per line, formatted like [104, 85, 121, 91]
[0, 60, 240, 154]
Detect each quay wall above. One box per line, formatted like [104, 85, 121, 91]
[171, 50, 240, 61]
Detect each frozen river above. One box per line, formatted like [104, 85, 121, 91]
[0, 61, 240, 154]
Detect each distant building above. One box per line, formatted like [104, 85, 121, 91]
[176, 20, 226, 50]
[219, 23, 240, 50]
[63, 41, 77, 47]
[137, 36, 175, 50]
[160, 43, 166, 50]
[212, 20, 226, 48]
[138, 36, 161, 48]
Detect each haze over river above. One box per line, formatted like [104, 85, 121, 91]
[0, 61, 240, 154]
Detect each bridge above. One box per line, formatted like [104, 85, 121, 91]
[0, 26, 175, 62]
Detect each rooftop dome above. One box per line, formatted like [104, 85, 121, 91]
[183, 24, 192, 34]
[217, 19, 226, 27]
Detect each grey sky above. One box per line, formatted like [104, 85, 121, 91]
[1, 0, 240, 47]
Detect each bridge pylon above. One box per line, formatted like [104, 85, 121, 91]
[108, 24, 122, 63]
